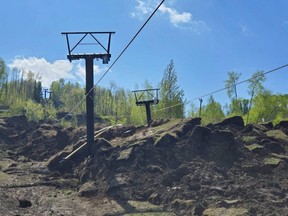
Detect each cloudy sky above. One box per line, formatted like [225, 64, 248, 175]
[1, 0, 288, 109]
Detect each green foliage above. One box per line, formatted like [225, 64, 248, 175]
[44, 101, 57, 120]
[245, 143, 263, 151]
[226, 98, 249, 117]
[0, 58, 7, 90]
[25, 100, 44, 121]
[201, 96, 225, 124]
[246, 71, 266, 123]
[225, 71, 241, 100]
[10, 99, 26, 115]
[158, 60, 185, 119]
[33, 81, 42, 103]
[1, 57, 288, 127]
[241, 136, 257, 144]
[263, 157, 281, 166]
[246, 92, 288, 124]
[189, 102, 199, 118]
[50, 78, 65, 109]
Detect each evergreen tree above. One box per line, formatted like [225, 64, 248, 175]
[158, 60, 184, 119]
[33, 81, 42, 103]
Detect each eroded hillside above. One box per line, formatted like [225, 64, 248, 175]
[1, 115, 288, 215]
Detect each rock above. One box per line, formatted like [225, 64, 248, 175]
[19, 198, 32, 208]
[117, 147, 133, 161]
[242, 124, 253, 133]
[172, 198, 194, 210]
[78, 181, 98, 197]
[154, 133, 178, 148]
[5, 115, 28, 130]
[260, 122, 273, 129]
[56, 129, 71, 149]
[175, 118, 201, 138]
[193, 203, 206, 215]
[264, 141, 284, 153]
[47, 151, 72, 172]
[188, 126, 239, 164]
[150, 119, 170, 127]
[189, 183, 201, 191]
[219, 199, 241, 208]
[80, 170, 90, 184]
[188, 125, 211, 149]
[276, 120, 288, 129]
[245, 143, 264, 153]
[95, 138, 112, 150]
[148, 192, 162, 205]
[266, 130, 288, 143]
[146, 165, 164, 174]
[215, 116, 244, 127]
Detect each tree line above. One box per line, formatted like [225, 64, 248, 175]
[190, 71, 288, 125]
[0, 59, 184, 125]
[0, 57, 287, 126]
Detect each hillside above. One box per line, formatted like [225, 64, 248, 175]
[1, 115, 288, 215]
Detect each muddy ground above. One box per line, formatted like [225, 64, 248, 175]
[1, 115, 288, 215]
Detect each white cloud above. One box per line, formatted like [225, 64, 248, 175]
[131, 0, 155, 19]
[8, 57, 106, 88]
[159, 4, 192, 26]
[131, 0, 210, 32]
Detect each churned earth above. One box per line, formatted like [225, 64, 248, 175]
[1, 115, 288, 215]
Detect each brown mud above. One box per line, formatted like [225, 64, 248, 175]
[1, 115, 288, 215]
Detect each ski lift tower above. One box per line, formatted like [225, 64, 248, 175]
[132, 88, 159, 126]
[62, 31, 115, 155]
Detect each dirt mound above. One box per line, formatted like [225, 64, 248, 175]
[0, 115, 85, 161]
[45, 117, 288, 215]
[1, 116, 288, 215]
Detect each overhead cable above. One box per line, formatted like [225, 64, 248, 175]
[59, 0, 166, 121]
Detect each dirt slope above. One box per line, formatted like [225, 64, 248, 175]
[1, 115, 288, 215]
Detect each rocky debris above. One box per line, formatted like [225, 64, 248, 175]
[187, 126, 240, 164]
[1, 115, 288, 215]
[215, 115, 244, 127]
[78, 181, 98, 197]
[19, 198, 32, 208]
[0, 115, 28, 144]
[174, 117, 201, 138]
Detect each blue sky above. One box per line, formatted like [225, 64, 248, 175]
[1, 0, 288, 112]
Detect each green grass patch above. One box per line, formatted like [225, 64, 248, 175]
[126, 201, 162, 212]
[271, 153, 288, 160]
[0, 160, 15, 171]
[203, 207, 249, 216]
[245, 143, 263, 152]
[242, 136, 257, 144]
[266, 130, 288, 142]
[263, 157, 281, 166]
[0, 171, 11, 182]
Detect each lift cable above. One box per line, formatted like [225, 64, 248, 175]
[58, 0, 165, 121]
[154, 63, 288, 112]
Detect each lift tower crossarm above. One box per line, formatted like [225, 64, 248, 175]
[61, 31, 115, 61]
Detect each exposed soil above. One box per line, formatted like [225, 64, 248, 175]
[1, 115, 288, 215]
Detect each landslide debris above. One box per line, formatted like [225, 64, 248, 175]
[1, 115, 288, 215]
